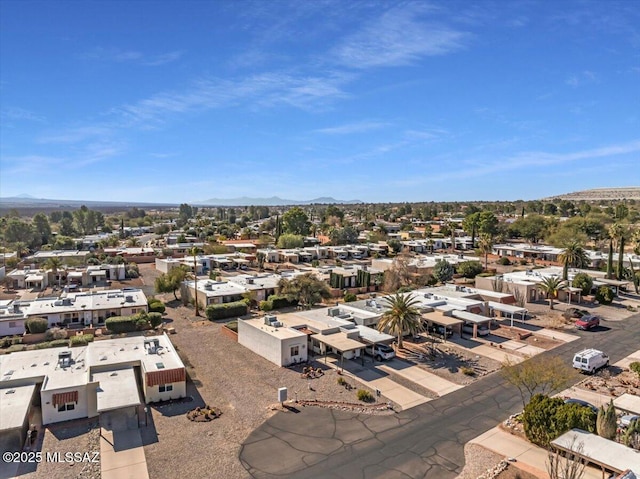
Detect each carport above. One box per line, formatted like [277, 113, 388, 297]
[92, 367, 142, 431]
[594, 278, 630, 295]
[487, 301, 527, 327]
[350, 325, 394, 364]
[451, 310, 492, 339]
[421, 311, 463, 338]
[311, 333, 364, 371]
[551, 429, 640, 479]
[613, 393, 640, 416]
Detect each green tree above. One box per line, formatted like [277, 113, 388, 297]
[596, 400, 617, 440]
[32, 213, 52, 245]
[558, 240, 589, 280]
[276, 233, 304, 249]
[387, 238, 402, 254]
[538, 276, 565, 310]
[510, 214, 548, 243]
[329, 226, 359, 245]
[44, 257, 64, 287]
[4, 219, 35, 245]
[608, 223, 626, 280]
[155, 265, 189, 301]
[433, 259, 454, 283]
[456, 261, 483, 278]
[571, 273, 593, 296]
[277, 273, 330, 309]
[462, 212, 481, 248]
[282, 207, 311, 236]
[377, 293, 424, 350]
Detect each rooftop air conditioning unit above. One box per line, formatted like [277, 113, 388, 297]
[125, 295, 134, 302]
[246, 278, 254, 284]
[327, 307, 340, 317]
[264, 315, 277, 325]
[58, 351, 72, 368]
[204, 283, 213, 290]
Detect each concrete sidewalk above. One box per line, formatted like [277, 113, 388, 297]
[614, 348, 640, 369]
[100, 428, 149, 479]
[449, 337, 525, 364]
[325, 357, 429, 410]
[534, 329, 580, 343]
[376, 359, 463, 396]
[471, 427, 602, 479]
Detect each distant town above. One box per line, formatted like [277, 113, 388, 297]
[0, 189, 639, 479]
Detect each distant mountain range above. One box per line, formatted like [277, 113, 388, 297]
[544, 187, 640, 201]
[0, 195, 362, 210]
[197, 196, 363, 206]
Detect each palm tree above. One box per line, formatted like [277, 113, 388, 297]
[126, 237, 141, 248]
[188, 246, 202, 316]
[628, 229, 640, 294]
[558, 240, 590, 281]
[477, 233, 494, 271]
[538, 276, 565, 310]
[377, 293, 424, 350]
[608, 223, 626, 280]
[43, 257, 64, 287]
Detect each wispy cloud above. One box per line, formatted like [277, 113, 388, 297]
[404, 128, 450, 141]
[332, 5, 468, 69]
[38, 126, 112, 144]
[314, 120, 389, 135]
[113, 71, 351, 125]
[83, 47, 183, 66]
[566, 70, 598, 87]
[1, 107, 46, 123]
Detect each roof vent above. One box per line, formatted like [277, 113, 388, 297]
[125, 295, 134, 302]
[144, 338, 160, 354]
[58, 351, 72, 368]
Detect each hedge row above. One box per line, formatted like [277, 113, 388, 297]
[70, 334, 94, 347]
[205, 301, 248, 321]
[35, 339, 70, 349]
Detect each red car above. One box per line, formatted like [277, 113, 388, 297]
[575, 315, 600, 330]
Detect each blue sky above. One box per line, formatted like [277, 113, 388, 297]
[1, 0, 639, 204]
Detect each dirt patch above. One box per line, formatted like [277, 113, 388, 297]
[491, 326, 563, 350]
[575, 368, 640, 397]
[399, 338, 502, 385]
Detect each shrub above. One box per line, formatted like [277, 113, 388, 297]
[456, 261, 484, 279]
[7, 344, 26, 353]
[519, 259, 528, 265]
[10, 336, 22, 346]
[51, 338, 72, 347]
[595, 285, 614, 305]
[70, 334, 93, 347]
[148, 312, 163, 328]
[433, 259, 454, 283]
[498, 257, 511, 265]
[630, 361, 640, 379]
[148, 299, 166, 314]
[461, 366, 476, 376]
[267, 294, 297, 310]
[596, 400, 617, 439]
[337, 377, 346, 386]
[225, 320, 238, 333]
[259, 300, 273, 312]
[45, 327, 67, 341]
[357, 389, 374, 402]
[0, 337, 11, 348]
[205, 301, 248, 321]
[343, 292, 357, 302]
[105, 316, 139, 334]
[25, 317, 48, 334]
[311, 260, 319, 267]
[35, 341, 52, 350]
[572, 273, 594, 296]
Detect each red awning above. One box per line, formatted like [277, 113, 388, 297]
[146, 368, 185, 387]
[52, 390, 78, 406]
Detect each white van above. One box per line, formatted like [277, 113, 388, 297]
[572, 349, 609, 374]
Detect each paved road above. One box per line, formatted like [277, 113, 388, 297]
[239, 313, 640, 479]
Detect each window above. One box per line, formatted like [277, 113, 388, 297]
[290, 346, 299, 357]
[159, 384, 173, 393]
[131, 309, 137, 314]
[9, 321, 17, 328]
[57, 402, 75, 412]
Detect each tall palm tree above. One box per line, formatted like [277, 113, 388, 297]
[558, 240, 589, 281]
[477, 233, 494, 271]
[377, 293, 424, 349]
[608, 223, 627, 280]
[188, 246, 202, 317]
[43, 257, 64, 287]
[538, 276, 565, 310]
[628, 229, 640, 294]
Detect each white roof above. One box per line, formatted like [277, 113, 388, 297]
[240, 317, 308, 340]
[552, 429, 640, 475]
[353, 325, 394, 344]
[613, 393, 640, 416]
[188, 280, 247, 297]
[487, 301, 527, 315]
[92, 367, 142, 412]
[0, 384, 36, 431]
[86, 334, 184, 372]
[452, 310, 492, 324]
[26, 289, 147, 316]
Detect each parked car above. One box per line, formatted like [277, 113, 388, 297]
[564, 398, 599, 414]
[575, 315, 601, 330]
[619, 414, 639, 428]
[364, 344, 396, 361]
[563, 308, 589, 320]
[462, 323, 490, 336]
[428, 324, 453, 338]
[572, 348, 609, 374]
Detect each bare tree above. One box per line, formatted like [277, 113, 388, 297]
[501, 355, 577, 408]
[491, 276, 504, 293]
[546, 438, 586, 479]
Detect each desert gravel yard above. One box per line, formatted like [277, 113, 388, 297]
[141, 302, 390, 479]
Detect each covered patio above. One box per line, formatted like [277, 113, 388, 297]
[487, 301, 528, 327]
[311, 333, 365, 371]
[421, 310, 463, 337]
